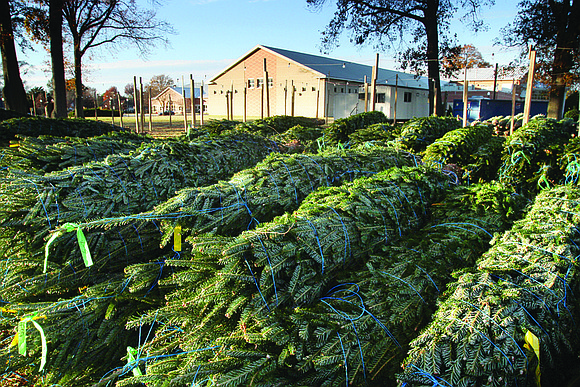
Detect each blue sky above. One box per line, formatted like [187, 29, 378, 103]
[17, 0, 522, 93]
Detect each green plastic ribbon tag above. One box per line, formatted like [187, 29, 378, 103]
[127, 346, 143, 376]
[44, 223, 93, 273]
[17, 315, 48, 372]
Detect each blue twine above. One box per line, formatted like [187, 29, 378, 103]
[244, 258, 270, 312]
[253, 233, 278, 307]
[327, 206, 351, 265]
[303, 218, 325, 274]
[382, 272, 426, 303]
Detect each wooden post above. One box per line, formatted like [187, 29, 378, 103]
[462, 81, 469, 127]
[493, 63, 499, 100]
[199, 80, 204, 126]
[139, 77, 145, 133]
[226, 91, 230, 120]
[182, 76, 187, 132]
[94, 90, 98, 121]
[118, 93, 123, 128]
[168, 94, 172, 128]
[190, 74, 196, 128]
[394, 74, 398, 124]
[111, 98, 115, 126]
[31, 92, 37, 115]
[364, 75, 368, 112]
[510, 79, 517, 135]
[316, 79, 320, 119]
[291, 80, 295, 117]
[284, 80, 288, 116]
[230, 80, 234, 120]
[260, 80, 264, 119]
[433, 79, 438, 117]
[371, 53, 379, 111]
[263, 58, 270, 118]
[523, 46, 536, 126]
[243, 86, 247, 122]
[133, 76, 139, 133]
[148, 89, 152, 132]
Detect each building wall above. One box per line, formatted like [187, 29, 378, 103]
[208, 47, 325, 118]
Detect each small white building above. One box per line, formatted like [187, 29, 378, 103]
[208, 45, 430, 120]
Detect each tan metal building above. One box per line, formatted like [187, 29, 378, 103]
[207, 45, 430, 120]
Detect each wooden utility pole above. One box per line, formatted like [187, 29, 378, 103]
[371, 53, 379, 111]
[523, 46, 536, 126]
[133, 76, 139, 133]
[264, 58, 270, 117]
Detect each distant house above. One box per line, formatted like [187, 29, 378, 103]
[208, 45, 430, 120]
[151, 86, 205, 114]
[441, 67, 548, 111]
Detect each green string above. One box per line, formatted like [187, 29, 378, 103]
[44, 222, 93, 273]
[18, 314, 48, 372]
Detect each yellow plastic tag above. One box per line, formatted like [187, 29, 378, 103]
[524, 330, 541, 386]
[10, 332, 19, 348]
[174, 225, 182, 252]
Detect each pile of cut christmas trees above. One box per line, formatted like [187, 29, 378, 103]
[0, 110, 579, 387]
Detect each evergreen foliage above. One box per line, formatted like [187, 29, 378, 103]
[348, 122, 402, 147]
[0, 131, 154, 174]
[397, 116, 462, 153]
[111, 165, 452, 386]
[150, 146, 418, 243]
[0, 133, 277, 302]
[236, 116, 324, 138]
[399, 185, 580, 386]
[322, 111, 388, 146]
[421, 123, 504, 183]
[0, 116, 126, 146]
[498, 117, 576, 194]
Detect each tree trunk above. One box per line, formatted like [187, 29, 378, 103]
[73, 41, 84, 118]
[50, 0, 67, 118]
[547, 0, 578, 119]
[0, 0, 28, 114]
[424, 0, 443, 116]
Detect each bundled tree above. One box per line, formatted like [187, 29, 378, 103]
[399, 184, 580, 386]
[102, 165, 453, 386]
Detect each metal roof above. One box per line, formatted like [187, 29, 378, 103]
[211, 44, 429, 90]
